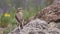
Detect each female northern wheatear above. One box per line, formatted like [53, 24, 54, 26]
[15, 8, 24, 29]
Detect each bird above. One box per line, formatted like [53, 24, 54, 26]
[15, 8, 24, 29]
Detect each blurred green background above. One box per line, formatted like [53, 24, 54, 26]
[0, 0, 53, 34]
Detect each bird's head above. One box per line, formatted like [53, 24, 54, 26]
[17, 8, 23, 12]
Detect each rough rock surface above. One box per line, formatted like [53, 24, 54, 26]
[35, 1, 60, 23]
[9, 0, 60, 34]
[9, 18, 60, 34]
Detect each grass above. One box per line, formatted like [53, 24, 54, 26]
[0, 7, 17, 34]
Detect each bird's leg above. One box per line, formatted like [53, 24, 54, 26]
[19, 22, 23, 29]
[20, 24, 23, 29]
[20, 20, 24, 29]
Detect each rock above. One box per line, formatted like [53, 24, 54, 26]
[35, 0, 60, 23]
[48, 28, 60, 34]
[8, 18, 60, 34]
[8, 26, 20, 34]
[19, 18, 48, 34]
[0, 28, 6, 34]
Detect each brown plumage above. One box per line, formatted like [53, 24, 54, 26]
[15, 8, 24, 29]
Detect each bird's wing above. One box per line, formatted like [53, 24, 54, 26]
[15, 13, 23, 23]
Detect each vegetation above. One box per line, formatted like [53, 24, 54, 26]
[0, 7, 17, 34]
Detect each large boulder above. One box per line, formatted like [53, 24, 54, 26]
[9, 18, 60, 34]
[35, 1, 60, 23]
